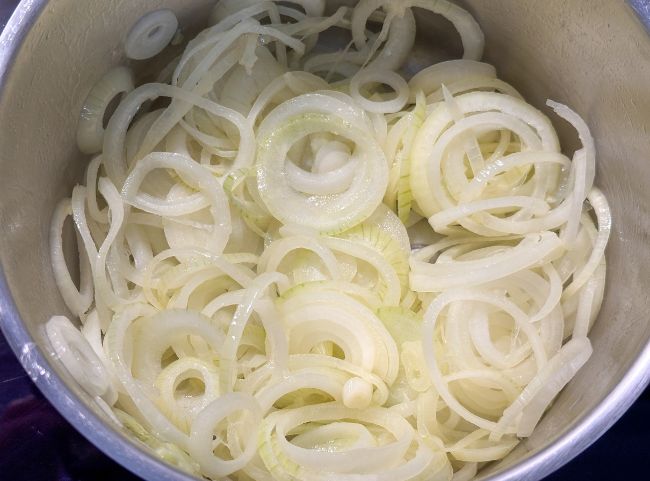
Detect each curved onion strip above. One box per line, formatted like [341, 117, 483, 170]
[50, 198, 94, 316]
[409, 59, 496, 100]
[122, 152, 232, 255]
[351, 0, 483, 61]
[410, 232, 562, 292]
[105, 304, 190, 448]
[410, 91, 559, 218]
[258, 234, 342, 282]
[77, 67, 134, 154]
[254, 371, 344, 412]
[421, 289, 550, 432]
[323, 236, 402, 306]
[287, 354, 390, 406]
[188, 392, 263, 478]
[281, 290, 399, 384]
[562, 188, 611, 299]
[219, 272, 290, 393]
[46, 315, 117, 404]
[125, 10, 178, 60]
[104, 83, 254, 186]
[259, 402, 440, 481]
[131, 309, 225, 383]
[154, 356, 220, 433]
[547, 100, 596, 243]
[491, 337, 592, 439]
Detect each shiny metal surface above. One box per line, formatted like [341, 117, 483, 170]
[630, 0, 650, 31]
[0, 1, 649, 481]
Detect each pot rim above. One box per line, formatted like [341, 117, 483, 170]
[0, 1, 648, 481]
[629, 0, 650, 32]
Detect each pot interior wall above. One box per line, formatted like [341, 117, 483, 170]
[0, 1, 649, 480]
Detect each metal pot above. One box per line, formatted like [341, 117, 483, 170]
[1, 1, 649, 480]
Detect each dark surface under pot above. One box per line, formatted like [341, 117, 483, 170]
[0, 1, 648, 480]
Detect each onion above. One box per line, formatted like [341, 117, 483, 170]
[408, 59, 496, 100]
[258, 403, 443, 481]
[45, 316, 117, 404]
[125, 9, 179, 60]
[122, 152, 232, 255]
[188, 393, 263, 478]
[77, 66, 134, 154]
[410, 91, 560, 220]
[351, 0, 483, 61]
[49, 4, 611, 480]
[154, 356, 220, 433]
[50, 198, 94, 317]
[410, 232, 563, 292]
[256, 93, 389, 233]
[563, 188, 611, 298]
[492, 337, 593, 439]
[350, 69, 409, 114]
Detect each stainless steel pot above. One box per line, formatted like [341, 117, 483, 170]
[1, 1, 649, 480]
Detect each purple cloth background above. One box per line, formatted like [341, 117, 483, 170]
[0, 1, 648, 480]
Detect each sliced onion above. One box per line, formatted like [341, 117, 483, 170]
[54, 4, 612, 479]
[256, 93, 388, 233]
[188, 392, 263, 478]
[350, 69, 409, 114]
[125, 9, 179, 60]
[563, 188, 611, 298]
[46, 315, 117, 404]
[77, 66, 134, 154]
[410, 232, 562, 292]
[352, 1, 483, 61]
[122, 152, 232, 255]
[409, 60, 496, 100]
[50, 198, 94, 316]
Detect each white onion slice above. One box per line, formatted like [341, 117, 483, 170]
[125, 9, 179, 60]
[122, 152, 232, 255]
[563, 188, 611, 298]
[352, 0, 483, 61]
[492, 337, 592, 439]
[50, 198, 94, 317]
[46, 315, 117, 404]
[189, 392, 263, 478]
[77, 67, 134, 155]
[409, 60, 496, 99]
[410, 232, 562, 292]
[350, 69, 409, 114]
[256, 93, 388, 233]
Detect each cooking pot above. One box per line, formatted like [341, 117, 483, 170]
[1, 1, 649, 480]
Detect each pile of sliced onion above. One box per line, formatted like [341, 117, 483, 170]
[48, 1, 610, 480]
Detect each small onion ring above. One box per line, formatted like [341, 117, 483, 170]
[350, 69, 409, 114]
[125, 9, 179, 60]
